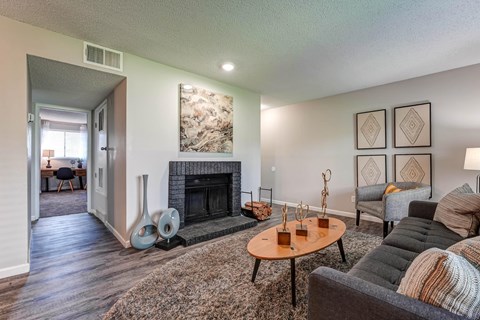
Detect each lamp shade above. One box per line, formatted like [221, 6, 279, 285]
[42, 149, 55, 158]
[464, 148, 480, 170]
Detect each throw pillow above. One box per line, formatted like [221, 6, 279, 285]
[433, 184, 480, 238]
[397, 248, 480, 319]
[384, 183, 402, 194]
[448, 236, 480, 270]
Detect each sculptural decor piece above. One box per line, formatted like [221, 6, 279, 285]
[295, 201, 309, 236]
[318, 169, 331, 228]
[156, 208, 182, 251]
[130, 175, 158, 250]
[277, 204, 291, 245]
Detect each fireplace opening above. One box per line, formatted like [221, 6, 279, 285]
[184, 174, 232, 225]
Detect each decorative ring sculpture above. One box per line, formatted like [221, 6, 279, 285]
[158, 208, 180, 241]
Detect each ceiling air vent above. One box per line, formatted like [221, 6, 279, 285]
[83, 42, 123, 72]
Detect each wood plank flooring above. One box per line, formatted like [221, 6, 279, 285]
[0, 206, 382, 319]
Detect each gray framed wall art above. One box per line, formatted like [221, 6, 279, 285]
[394, 103, 431, 148]
[356, 154, 387, 187]
[356, 109, 386, 150]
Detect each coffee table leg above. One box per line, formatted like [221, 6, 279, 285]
[291, 258, 296, 307]
[251, 259, 261, 282]
[337, 238, 346, 262]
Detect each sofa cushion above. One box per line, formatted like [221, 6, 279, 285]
[348, 245, 418, 291]
[397, 248, 480, 319]
[382, 217, 462, 253]
[447, 236, 480, 270]
[433, 184, 480, 238]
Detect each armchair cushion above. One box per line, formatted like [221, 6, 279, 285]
[384, 183, 403, 194]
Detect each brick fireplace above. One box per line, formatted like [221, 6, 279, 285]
[168, 161, 241, 228]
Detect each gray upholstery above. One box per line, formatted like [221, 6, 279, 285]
[355, 182, 431, 226]
[308, 201, 469, 320]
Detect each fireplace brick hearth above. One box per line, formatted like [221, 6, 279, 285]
[168, 161, 241, 228]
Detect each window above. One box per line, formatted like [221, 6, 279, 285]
[43, 130, 86, 158]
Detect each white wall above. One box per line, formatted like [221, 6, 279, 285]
[0, 15, 261, 278]
[262, 64, 480, 214]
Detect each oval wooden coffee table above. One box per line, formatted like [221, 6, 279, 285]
[247, 217, 346, 307]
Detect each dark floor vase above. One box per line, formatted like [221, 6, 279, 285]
[130, 174, 158, 249]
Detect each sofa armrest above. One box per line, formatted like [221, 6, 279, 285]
[408, 200, 438, 220]
[308, 267, 465, 320]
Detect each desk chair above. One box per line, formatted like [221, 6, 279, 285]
[56, 167, 75, 192]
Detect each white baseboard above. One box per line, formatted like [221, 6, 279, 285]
[90, 209, 131, 248]
[0, 263, 30, 279]
[265, 198, 382, 224]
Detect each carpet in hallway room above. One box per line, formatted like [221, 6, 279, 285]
[40, 190, 87, 217]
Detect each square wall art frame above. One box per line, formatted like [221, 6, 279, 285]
[356, 109, 386, 150]
[356, 154, 387, 187]
[394, 153, 432, 195]
[394, 103, 431, 148]
[179, 84, 233, 153]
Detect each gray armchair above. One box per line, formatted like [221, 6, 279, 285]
[355, 182, 431, 237]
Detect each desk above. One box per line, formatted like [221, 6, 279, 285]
[41, 168, 87, 191]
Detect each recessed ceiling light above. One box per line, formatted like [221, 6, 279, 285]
[182, 84, 193, 90]
[221, 63, 235, 72]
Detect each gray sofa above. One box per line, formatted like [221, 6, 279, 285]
[308, 200, 469, 320]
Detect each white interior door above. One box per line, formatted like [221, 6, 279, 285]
[94, 101, 108, 216]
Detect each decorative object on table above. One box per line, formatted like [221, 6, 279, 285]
[295, 201, 309, 236]
[394, 102, 431, 148]
[356, 155, 387, 187]
[394, 153, 432, 197]
[42, 149, 54, 168]
[318, 169, 331, 228]
[356, 109, 386, 149]
[70, 159, 76, 168]
[179, 84, 233, 153]
[241, 187, 273, 221]
[277, 203, 291, 245]
[464, 147, 480, 193]
[155, 208, 181, 251]
[130, 174, 158, 250]
[77, 158, 83, 168]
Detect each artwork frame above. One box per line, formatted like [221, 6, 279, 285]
[356, 154, 387, 187]
[394, 103, 431, 148]
[179, 84, 233, 153]
[394, 153, 432, 195]
[356, 109, 386, 150]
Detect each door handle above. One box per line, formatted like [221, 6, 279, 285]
[100, 147, 110, 151]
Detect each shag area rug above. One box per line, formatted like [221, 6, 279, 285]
[40, 190, 87, 217]
[104, 229, 381, 320]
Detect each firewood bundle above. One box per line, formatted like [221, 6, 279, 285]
[244, 201, 272, 221]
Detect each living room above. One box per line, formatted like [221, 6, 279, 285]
[1, 2, 479, 319]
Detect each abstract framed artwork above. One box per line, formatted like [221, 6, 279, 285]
[394, 153, 432, 194]
[179, 84, 233, 153]
[356, 154, 387, 187]
[394, 103, 431, 148]
[356, 109, 386, 150]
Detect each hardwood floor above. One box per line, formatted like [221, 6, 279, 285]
[0, 206, 382, 319]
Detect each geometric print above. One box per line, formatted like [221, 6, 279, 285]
[361, 114, 381, 147]
[361, 158, 382, 185]
[399, 108, 425, 145]
[400, 157, 425, 183]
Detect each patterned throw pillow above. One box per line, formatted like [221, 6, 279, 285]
[397, 248, 480, 319]
[384, 183, 402, 194]
[448, 236, 480, 270]
[433, 184, 480, 238]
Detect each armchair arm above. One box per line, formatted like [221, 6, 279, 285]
[383, 186, 431, 221]
[355, 183, 388, 204]
[308, 267, 465, 320]
[408, 200, 438, 220]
